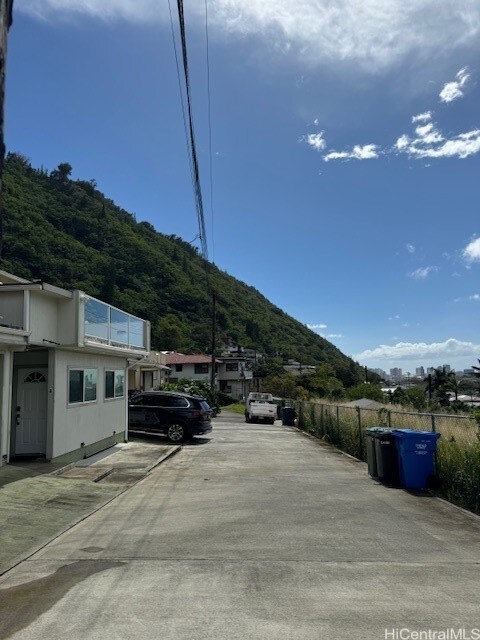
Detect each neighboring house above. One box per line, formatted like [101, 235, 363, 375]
[164, 353, 221, 386]
[128, 351, 170, 393]
[217, 356, 253, 400]
[163, 351, 253, 400]
[284, 360, 316, 376]
[0, 270, 150, 466]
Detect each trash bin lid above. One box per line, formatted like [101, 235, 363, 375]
[392, 429, 440, 440]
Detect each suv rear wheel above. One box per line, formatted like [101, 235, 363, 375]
[167, 422, 186, 442]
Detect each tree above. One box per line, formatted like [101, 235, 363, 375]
[261, 373, 298, 399]
[346, 384, 386, 403]
[0, 0, 14, 258]
[425, 367, 456, 406]
[50, 162, 72, 182]
[253, 357, 284, 379]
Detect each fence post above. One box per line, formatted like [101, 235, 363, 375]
[431, 414, 436, 433]
[357, 407, 363, 459]
[387, 410, 392, 429]
[336, 405, 340, 444]
[320, 404, 324, 437]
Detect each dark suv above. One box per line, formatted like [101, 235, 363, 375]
[128, 391, 213, 442]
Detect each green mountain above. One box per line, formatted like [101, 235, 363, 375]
[1, 153, 364, 387]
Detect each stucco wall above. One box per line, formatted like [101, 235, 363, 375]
[51, 350, 127, 459]
[29, 293, 59, 345]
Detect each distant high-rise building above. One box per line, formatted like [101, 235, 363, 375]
[389, 367, 402, 379]
[443, 364, 451, 373]
[427, 367, 435, 375]
[416, 366, 425, 378]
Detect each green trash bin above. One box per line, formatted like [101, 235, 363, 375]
[282, 406, 296, 426]
[373, 430, 400, 485]
[365, 428, 389, 477]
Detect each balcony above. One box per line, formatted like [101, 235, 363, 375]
[83, 297, 148, 352]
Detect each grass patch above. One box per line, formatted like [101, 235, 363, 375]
[223, 403, 245, 415]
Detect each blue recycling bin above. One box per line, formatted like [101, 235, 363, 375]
[392, 429, 441, 490]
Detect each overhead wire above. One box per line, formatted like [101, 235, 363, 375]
[204, 0, 215, 264]
[167, 0, 196, 216]
[175, 0, 209, 263]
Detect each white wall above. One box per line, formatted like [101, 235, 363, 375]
[51, 349, 128, 459]
[29, 292, 59, 345]
[170, 363, 210, 382]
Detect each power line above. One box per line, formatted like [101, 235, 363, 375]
[175, 0, 209, 262]
[204, 0, 215, 264]
[167, 0, 195, 206]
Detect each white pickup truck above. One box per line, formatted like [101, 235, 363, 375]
[245, 392, 277, 424]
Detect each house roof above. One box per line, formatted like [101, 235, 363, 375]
[342, 398, 389, 410]
[165, 352, 221, 365]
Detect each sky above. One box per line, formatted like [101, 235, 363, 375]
[6, 0, 480, 374]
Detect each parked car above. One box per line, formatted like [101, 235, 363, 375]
[128, 391, 213, 442]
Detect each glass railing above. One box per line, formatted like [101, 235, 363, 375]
[83, 297, 147, 350]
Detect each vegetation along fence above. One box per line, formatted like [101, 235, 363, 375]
[293, 401, 480, 514]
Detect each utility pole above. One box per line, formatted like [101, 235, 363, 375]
[210, 290, 216, 390]
[0, 0, 13, 259]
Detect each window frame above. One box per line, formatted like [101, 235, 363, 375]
[68, 368, 98, 405]
[194, 363, 209, 374]
[104, 369, 126, 401]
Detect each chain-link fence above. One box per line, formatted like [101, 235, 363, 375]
[293, 401, 480, 513]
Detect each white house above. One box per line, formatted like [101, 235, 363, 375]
[163, 351, 253, 400]
[0, 270, 150, 466]
[217, 356, 253, 400]
[164, 353, 220, 385]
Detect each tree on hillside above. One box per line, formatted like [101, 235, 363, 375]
[50, 162, 72, 182]
[253, 357, 285, 379]
[0, 0, 14, 258]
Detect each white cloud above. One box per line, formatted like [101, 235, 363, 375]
[307, 323, 327, 330]
[469, 294, 480, 301]
[406, 244, 416, 253]
[302, 132, 327, 152]
[16, 1, 480, 71]
[395, 115, 480, 160]
[323, 144, 379, 162]
[463, 237, 480, 263]
[409, 266, 438, 279]
[439, 67, 470, 103]
[412, 112, 432, 123]
[326, 333, 343, 339]
[355, 338, 480, 362]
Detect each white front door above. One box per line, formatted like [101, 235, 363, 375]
[15, 369, 48, 455]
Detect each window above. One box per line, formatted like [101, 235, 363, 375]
[69, 369, 97, 404]
[170, 396, 189, 407]
[175, 364, 183, 372]
[194, 363, 209, 374]
[105, 370, 125, 399]
[24, 372, 47, 383]
[226, 363, 239, 372]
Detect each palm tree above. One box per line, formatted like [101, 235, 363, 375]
[424, 367, 456, 405]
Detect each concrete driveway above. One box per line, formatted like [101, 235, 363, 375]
[1, 413, 480, 640]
